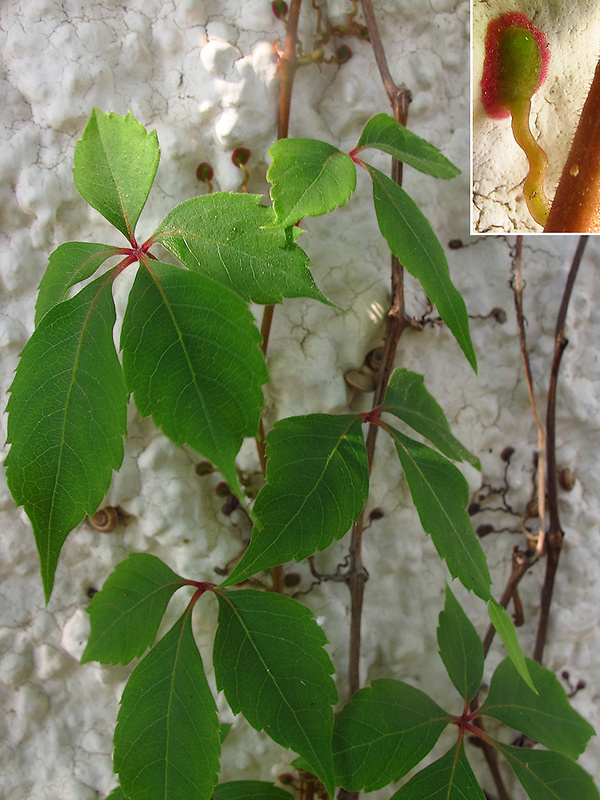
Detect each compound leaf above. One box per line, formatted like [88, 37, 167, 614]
[333, 678, 450, 791]
[365, 164, 476, 371]
[35, 242, 121, 326]
[154, 193, 331, 306]
[390, 742, 486, 800]
[223, 414, 369, 585]
[81, 553, 186, 666]
[495, 744, 600, 800]
[356, 113, 460, 179]
[121, 261, 267, 495]
[213, 589, 337, 798]
[383, 368, 479, 468]
[437, 584, 484, 702]
[481, 656, 595, 759]
[268, 138, 356, 227]
[73, 108, 159, 240]
[212, 782, 293, 800]
[487, 600, 536, 692]
[387, 425, 491, 600]
[115, 610, 220, 800]
[5, 274, 127, 601]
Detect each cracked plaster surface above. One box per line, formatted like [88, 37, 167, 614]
[0, 1, 599, 797]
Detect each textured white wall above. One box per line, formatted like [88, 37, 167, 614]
[1, 1, 598, 798]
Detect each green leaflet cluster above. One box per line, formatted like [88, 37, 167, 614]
[4, 108, 598, 800]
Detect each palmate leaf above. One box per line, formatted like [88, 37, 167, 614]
[73, 108, 159, 240]
[383, 368, 480, 468]
[115, 610, 220, 800]
[213, 589, 337, 798]
[212, 782, 294, 800]
[81, 553, 186, 666]
[356, 113, 461, 179]
[481, 657, 595, 759]
[390, 742, 486, 800]
[437, 584, 484, 702]
[5, 274, 127, 601]
[333, 678, 450, 791]
[268, 138, 357, 227]
[365, 163, 476, 371]
[223, 414, 369, 585]
[387, 425, 491, 600]
[154, 193, 331, 306]
[495, 743, 600, 800]
[120, 261, 267, 495]
[487, 600, 536, 692]
[35, 241, 121, 325]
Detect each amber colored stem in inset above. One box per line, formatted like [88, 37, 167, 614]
[544, 55, 600, 232]
[510, 98, 550, 226]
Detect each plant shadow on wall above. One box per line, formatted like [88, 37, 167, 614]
[3, 3, 598, 800]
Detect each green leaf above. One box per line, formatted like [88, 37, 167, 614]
[437, 584, 484, 702]
[481, 656, 595, 759]
[268, 138, 356, 227]
[390, 742, 486, 800]
[333, 678, 450, 791]
[154, 193, 331, 306]
[495, 743, 600, 800]
[105, 788, 127, 800]
[121, 261, 267, 495]
[487, 600, 536, 693]
[5, 274, 127, 601]
[73, 108, 159, 240]
[114, 610, 220, 800]
[223, 414, 369, 585]
[365, 164, 476, 371]
[213, 589, 337, 798]
[356, 113, 461, 179]
[387, 425, 491, 600]
[81, 553, 185, 665]
[383, 368, 480, 468]
[35, 242, 121, 326]
[212, 782, 294, 800]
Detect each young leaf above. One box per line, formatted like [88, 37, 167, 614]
[73, 108, 159, 240]
[154, 193, 331, 306]
[387, 425, 491, 600]
[268, 138, 357, 227]
[222, 414, 369, 585]
[333, 678, 450, 791]
[487, 600, 536, 692]
[481, 656, 595, 759]
[437, 584, 484, 702]
[389, 742, 486, 800]
[383, 368, 480, 468]
[81, 553, 186, 665]
[213, 589, 337, 798]
[364, 163, 476, 371]
[356, 113, 461, 179]
[495, 743, 600, 800]
[114, 610, 220, 800]
[5, 274, 127, 601]
[212, 782, 294, 800]
[120, 261, 267, 496]
[35, 242, 121, 325]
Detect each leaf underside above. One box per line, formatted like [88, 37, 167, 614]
[155, 193, 331, 306]
[120, 261, 267, 495]
[487, 601, 536, 693]
[115, 611, 221, 800]
[333, 678, 450, 791]
[5, 274, 127, 600]
[213, 589, 337, 798]
[388, 424, 491, 600]
[437, 584, 484, 702]
[224, 414, 369, 585]
[82, 553, 185, 665]
[390, 742, 486, 800]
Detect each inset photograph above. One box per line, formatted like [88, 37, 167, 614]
[472, 2, 600, 233]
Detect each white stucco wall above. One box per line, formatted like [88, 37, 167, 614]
[1, 1, 598, 798]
